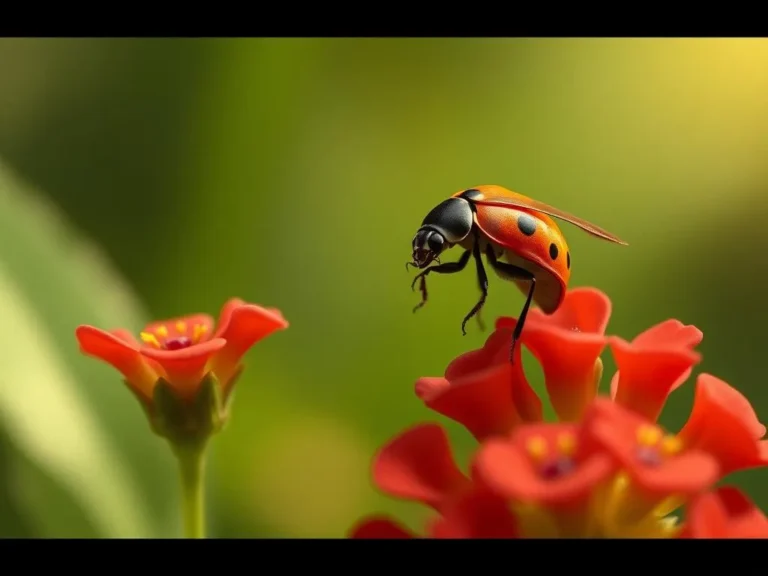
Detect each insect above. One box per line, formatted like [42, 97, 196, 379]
[407, 185, 627, 362]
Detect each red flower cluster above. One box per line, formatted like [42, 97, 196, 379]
[350, 287, 768, 538]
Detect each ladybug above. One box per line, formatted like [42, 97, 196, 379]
[408, 185, 627, 361]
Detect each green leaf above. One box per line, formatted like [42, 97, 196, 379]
[0, 159, 176, 537]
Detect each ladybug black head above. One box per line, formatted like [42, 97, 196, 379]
[409, 197, 474, 269]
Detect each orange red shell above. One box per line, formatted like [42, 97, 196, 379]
[453, 185, 571, 314]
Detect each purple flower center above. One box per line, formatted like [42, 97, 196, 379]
[164, 336, 193, 350]
[635, 446, 662, 467]
[539, 457, 576, 479]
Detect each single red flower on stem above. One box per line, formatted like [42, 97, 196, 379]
[76, 298, 288, 403]
[77, 298, 288, 540]
[608, 319, 702, 422]
[682, 487, 768, 538]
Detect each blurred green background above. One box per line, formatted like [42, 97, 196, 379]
[0, 37, 766, 538]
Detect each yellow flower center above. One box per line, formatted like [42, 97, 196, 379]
[634, 424, 683, 466]
[525, 433, 577, 479]
[140, 322, 208, 350]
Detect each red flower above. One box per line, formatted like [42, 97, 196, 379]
[608, 319, 702, 422]
[475, 421, 615, 537]
[678, 373, 768, 476]
[504, 287, 611, 422]
[583, 398, 718, 526]
[682, 487, 768, 538]
[76, 298, 288, 402]
[351, 286, 768, 538]
[368, 423, 470, 512]
[415, 322, 542, 442]
[349, 423, 519, 539]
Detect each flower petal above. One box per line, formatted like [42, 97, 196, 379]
[609, 319, 703, 413]
[428, 489, 519, 538]
[523, 286, 613, 335]
[684, 487, 768, 538]
[349, 516, 416, 538]
[501, 290, 611, 421]
[140, 338, 226, 398]
[75, 325, 158, 400]
[678, 373, 768, 476]
[416, 322, 542, 442]
[372, 423, 470, 511]
[209, 301, 289, 387]
[608, 335, 701, 421]
[632, 319, 703, 350]
[416, 363, 524, 443]
[522, 327, 606, 422]
[109, 328, 140, 347]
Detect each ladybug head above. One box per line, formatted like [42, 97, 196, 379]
[411, 228, 445, 268]
[409, 197, 475, 269]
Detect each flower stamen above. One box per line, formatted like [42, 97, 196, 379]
[525, 434, 578, 480]
[526, 436, 548, 460]
[140, 332, 161, 348]
[192, 323, 208, 343]
[557, 432, 576, 456]
[633, 425, 681, 467]
[661, 435, 683, 456]
[139, 321, 212, 351]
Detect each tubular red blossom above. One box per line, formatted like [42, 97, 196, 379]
[503, 287, 611, 422]
[678, 373, 768, 476]
[415, 324, 541, 442]
[608, 319, 702, 422]
[682, 487, 768, 538]
[371, 423, 470, 512]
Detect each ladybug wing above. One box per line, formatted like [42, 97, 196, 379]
[471, 196, 628, 245]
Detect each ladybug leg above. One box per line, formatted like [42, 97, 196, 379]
[460, 238, 489, 336]
[410, 249, 471, 314]
[484, 246, 536, 364]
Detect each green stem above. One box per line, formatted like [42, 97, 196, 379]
[174, 442, 208, 539]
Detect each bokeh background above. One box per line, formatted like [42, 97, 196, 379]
[0, 37, 766, 538]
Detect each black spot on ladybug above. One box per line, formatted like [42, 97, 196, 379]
[549, 243, 559, 260]
[566, 251, 571, 269]
[460, 188, 483, 201]
[517, 214, 537, 236]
